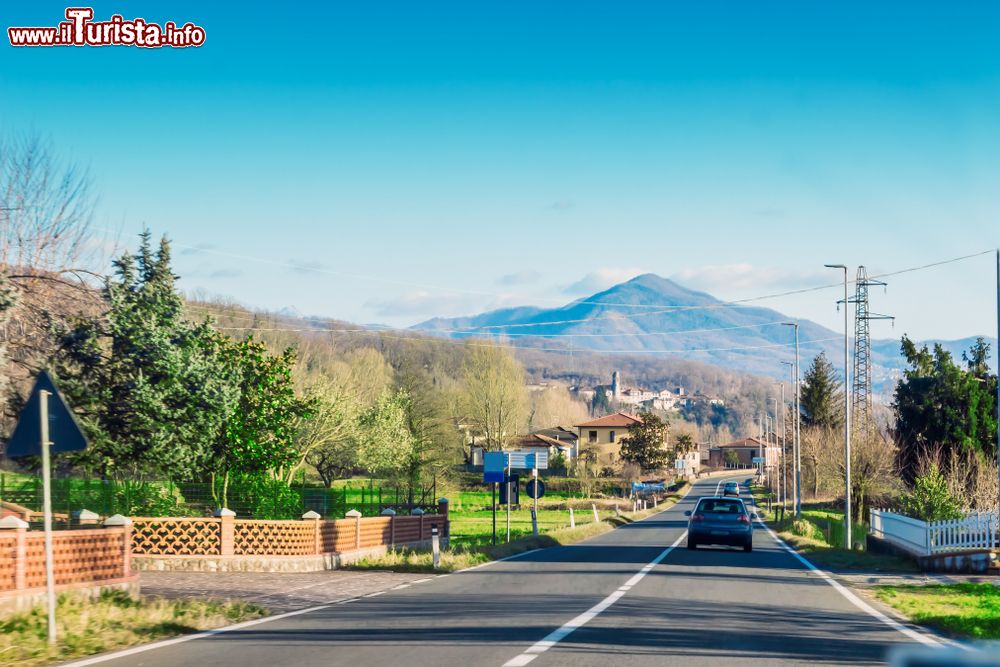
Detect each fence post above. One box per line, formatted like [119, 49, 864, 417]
[437, 498, 449, 544]
[412, 508, 426, 543]
[346, 509, 362, 550]
[0, 516, 28, 591]
[214, 508, 236, 556]
[72, 508, 99, 527]
[381, 508, 396, 546]
[103, 514, 133, 576]
[302, 510, 322, 555]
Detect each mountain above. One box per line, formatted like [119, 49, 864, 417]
[413, 274, 995, 391]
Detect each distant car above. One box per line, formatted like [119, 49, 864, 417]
[685, 497, 755, 552]
[722, 481, 740, 497]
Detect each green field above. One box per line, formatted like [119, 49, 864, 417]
[449, 505, 616, 547]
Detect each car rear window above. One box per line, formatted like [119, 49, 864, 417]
[697, 499, 745, 514]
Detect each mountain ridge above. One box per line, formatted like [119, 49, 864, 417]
[413, 274, 995, 386]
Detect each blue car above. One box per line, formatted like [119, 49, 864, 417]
[685, 497, 756, 552]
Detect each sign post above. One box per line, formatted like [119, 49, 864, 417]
[39, 390, 56, 646]
[6, 370, 90, 648]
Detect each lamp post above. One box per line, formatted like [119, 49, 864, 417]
[781, 322, 802, 517]
[825, 264, 852, 549]
[776, 384, 786, 510]
[767, 397, 778, 502]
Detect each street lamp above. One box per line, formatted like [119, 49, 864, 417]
[781, 322, 802, 517]
[774, 382, 788, 512]
[825, 264, 852, 550]
[767, 397, 778, 503]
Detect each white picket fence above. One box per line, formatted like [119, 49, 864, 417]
[870, 509, 1000, 557]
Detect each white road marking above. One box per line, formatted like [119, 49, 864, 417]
[740, 487, 943, 648]
[59, 602, 338, 666]
[364, 591, 385, 598]
[391, 583, 412, 590]
[411, 577, 433, 584]
[500, 531, 688, 667]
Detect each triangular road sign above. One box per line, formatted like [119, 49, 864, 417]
[5, 369, 88, 457]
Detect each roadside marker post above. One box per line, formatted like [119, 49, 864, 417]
[592, 503, 599, 522]
[6, 370, 90, 648]
[431, 526, 440, 569]
[569, 507, 575, 528]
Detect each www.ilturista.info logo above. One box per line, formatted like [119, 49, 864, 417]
[8, 7, 205, 48]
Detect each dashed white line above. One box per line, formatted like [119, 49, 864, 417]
[500, 531, 688, 667]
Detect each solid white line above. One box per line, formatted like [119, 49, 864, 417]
[411, 577, 433, 584]
[758, 521, 941, 646]
[501, 531, 688, 667]
[742, 489, 943, 648]
[59, 602, 337, 667]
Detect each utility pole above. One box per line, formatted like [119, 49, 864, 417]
[849, 266, 893, 430]
[782, 322, 802, 516]
[826, 263, 852, 550]
[996, 249, 999, 515]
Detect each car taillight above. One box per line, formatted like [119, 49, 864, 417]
[738, 515, 750, 524]
[691, 513, 704, 522]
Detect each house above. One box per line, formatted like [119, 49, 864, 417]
[707, 437, 781, 469]
[575, 412, 645, 467]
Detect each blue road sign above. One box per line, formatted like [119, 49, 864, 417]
[6, 370, 88, 458]
[525, 479, 545, 499]
[483, 451, 506, 483]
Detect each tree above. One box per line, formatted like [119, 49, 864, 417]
[296, 347, 393, 487]
[459, 341, 528, 451]
[353, 390, 415, 479]
[800, 353, 843, 429]
[52, 232, 239, 480]
[898, 463, 963, 521]
[619, 413, 669, 473]
[894, 336, 998, 483]
[0, 273, 17, 400]
[673, 432, 696, 456]
[528, 387, 589, 431]
[216, 337, 311, 485]
[723, 450, 740, 468]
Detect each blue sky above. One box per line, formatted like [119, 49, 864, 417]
[1, 1, 998, 342]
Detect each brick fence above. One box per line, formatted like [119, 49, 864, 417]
[130, 500, 450, 572]
[0, 514, 139, 614]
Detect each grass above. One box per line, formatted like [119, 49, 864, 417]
[0, 589, 266, 667]
[748, 485, 917, 573]
[876, 584, 1000, 639]
[449, 506, 618, 547]
[346, 492, 680, 574]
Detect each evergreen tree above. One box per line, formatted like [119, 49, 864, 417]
[53, 231, 239, 479]
[619, 413, 670, 473]
[894, 336, 998, 482]
[800, 352, 843, 429]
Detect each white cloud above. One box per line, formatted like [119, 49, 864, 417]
[671, 264, 830, 292]
[563, 267, 645, 295]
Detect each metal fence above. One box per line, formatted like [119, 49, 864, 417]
[0, 474, 438, 522]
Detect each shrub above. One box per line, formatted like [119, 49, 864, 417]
[898, 464, 963, 522]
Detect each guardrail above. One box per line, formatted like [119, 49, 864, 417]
[870, 509, 999, 557]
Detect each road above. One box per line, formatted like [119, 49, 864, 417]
[72, 474, 939, 667]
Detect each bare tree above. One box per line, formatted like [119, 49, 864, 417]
[459, 340, 528, 451]
[0, 134, 102, 273]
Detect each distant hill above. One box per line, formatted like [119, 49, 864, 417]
[413, 273, 995, 392]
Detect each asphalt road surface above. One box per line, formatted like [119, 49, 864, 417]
[72, 474, 942, 667]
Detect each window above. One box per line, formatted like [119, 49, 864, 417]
[588, 430, 598, 443]
[609, 430, 616, 443]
